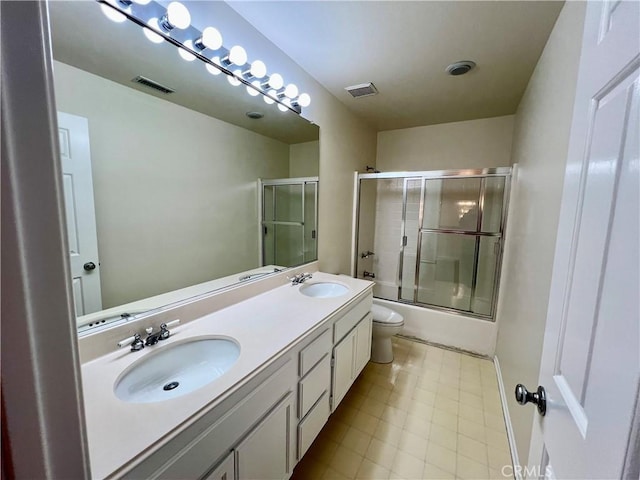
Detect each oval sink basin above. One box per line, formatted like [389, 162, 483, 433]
[114, 337, 240, 403]
[299, 282, 349, 298]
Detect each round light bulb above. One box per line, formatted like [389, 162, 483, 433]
[227, 70, 242, 87]
[132, 0, 151, 4]
[143, 18, 164, 43]
[166, 2, 190, 29]
[267, 73, 284, 90]
[246, 82, 261, 97]
[297, 93, 311, 107]
[206, 57, 221, 75]
[228, 46, 247, 66]
[250, 60, 267, 79]
[263, 89, 277, 105]
[277, 103, 289, 112]
[284, 83, 299, 99]
[198, 27, 223, 50]
[178, 40, 196, 61]
[100, 4, 127, 22]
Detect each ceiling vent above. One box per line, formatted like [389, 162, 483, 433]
[345, 82, 378, 99]
[446, 61, 476, 76]
[132, 75, 175, 94]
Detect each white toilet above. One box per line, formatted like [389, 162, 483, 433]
[370, 304, 404, 363]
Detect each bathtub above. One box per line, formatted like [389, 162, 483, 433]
[373, 297, 497, 356]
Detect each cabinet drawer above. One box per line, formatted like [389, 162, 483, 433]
[298, 392, 330, 460]
[298, 354, 330, 418]
[299, 329, 331, 376]
[333, 295, 372, 343]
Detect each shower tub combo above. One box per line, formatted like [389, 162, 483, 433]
[353, 167, 512, 355]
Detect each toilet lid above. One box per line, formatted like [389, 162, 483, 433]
[371, 304, 404, 325]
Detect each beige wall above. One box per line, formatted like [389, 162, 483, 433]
[203, 1, 378, 276]
[54, 61, 290, 308]
[495, 2, 587, 465]
[289, 140, 319, 178]
[313, 103, 377, 274]
[377, 115, 514, 171]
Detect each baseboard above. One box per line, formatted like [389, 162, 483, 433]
[494, 355, 522, 480]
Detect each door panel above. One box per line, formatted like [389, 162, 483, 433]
[532, 2, 639, 478]
[58, 112, 102, 315]
[331, 331, 355, 411]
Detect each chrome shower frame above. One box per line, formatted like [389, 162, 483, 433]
[353, 167, 512, 321]
[259, 176, 319, 267]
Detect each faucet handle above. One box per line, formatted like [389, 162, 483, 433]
[164, 319, 181, 328]
[117, 333, 145, 351]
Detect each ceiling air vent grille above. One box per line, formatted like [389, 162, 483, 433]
[345, 82, 378, 98]
[132, 75, 175, 94]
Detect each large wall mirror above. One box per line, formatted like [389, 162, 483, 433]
[48, 1, 319, 333]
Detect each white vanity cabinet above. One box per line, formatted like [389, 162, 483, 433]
[107, 283, 374, 480]
[331, 313, 372, 410]
[202, 452, 234, 480]
[330, 294, 373, 411]
[296, 329, 332, 459]
[235, 392, 296, 480]
[122, 358, 296, 480]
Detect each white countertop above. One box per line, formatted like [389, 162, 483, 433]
[81, 273, 373, 479]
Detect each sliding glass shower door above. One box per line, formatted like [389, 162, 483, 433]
[355, 168, 510, 320]
[261, 178, 318, 267]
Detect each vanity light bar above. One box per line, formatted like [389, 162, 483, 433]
[96, 0, 311, 114]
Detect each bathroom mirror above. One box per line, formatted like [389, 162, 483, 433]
[48, 1, 319, 332]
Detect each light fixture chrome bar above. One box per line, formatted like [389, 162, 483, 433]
[95, 0, 305, 115]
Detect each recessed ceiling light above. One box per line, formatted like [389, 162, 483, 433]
[246, 111, 264, 119]
[446, 61, 476, 76]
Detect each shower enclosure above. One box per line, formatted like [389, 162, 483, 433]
[260, 177, 318, 268]
[354, 168, 511, 320]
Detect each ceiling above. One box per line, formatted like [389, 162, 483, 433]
[228, 1, 564, 131]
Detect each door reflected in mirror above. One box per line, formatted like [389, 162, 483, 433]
[48, 1, 319, 332]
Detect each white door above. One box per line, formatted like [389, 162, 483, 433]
[524, 2, 639, 479]
[58, 112, 102, 315]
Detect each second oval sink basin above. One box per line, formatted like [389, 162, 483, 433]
[114, 337, 240, 403]
[299, 282, 349, 298]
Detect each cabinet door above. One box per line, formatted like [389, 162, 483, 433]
[235, 392, 295, 480]
[354, 314, 372, 376]
[331, 330, 355, 411]
[203, 451, 234, 480]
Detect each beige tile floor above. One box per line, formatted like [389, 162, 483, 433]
[292, 337, 513, 480]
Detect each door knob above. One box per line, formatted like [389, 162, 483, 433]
[83, 261, 97, 271]
[515, 384, 546, 416]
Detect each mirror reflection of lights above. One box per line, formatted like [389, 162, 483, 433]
[98, 0, 311, 112]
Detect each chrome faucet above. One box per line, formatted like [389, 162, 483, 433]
[360, 251, 375, 259]
[130, 333, 145, 351]
[117, 319, 181, 352]
[363, 271, 376, 279]
[290, 272, 313, 285]
[144, 323, 171, 346]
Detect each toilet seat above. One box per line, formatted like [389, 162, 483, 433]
[371, 304, 404, 326]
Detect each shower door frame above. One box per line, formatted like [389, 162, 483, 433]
[259, 176, 319, 267]
[354, 167, 512, 321]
